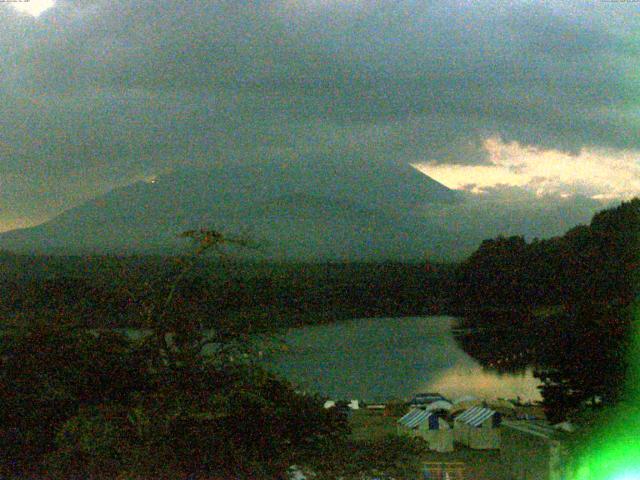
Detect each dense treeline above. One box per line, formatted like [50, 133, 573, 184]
[454, 198, 640, 422]
[0, 321, 350, 478]
[454, 235, 563, 311]
[455, 198, 639, 314]
[0, 259, 452, 329]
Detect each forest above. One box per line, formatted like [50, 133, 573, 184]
[453, 198, 640, 423]
[0, 256, 451, 330]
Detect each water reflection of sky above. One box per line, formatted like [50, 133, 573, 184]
[266, 316, 542, 402]
[425, 364, 541, 401]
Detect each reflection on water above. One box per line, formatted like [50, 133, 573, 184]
[424, 364, 541, 401]
[266, 316, 541, 401]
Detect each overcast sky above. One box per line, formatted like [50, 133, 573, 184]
[0, 0, 638, 233]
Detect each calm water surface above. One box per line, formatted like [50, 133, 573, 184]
[265, 316, 541, 402]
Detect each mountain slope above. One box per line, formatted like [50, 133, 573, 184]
[0, 164, 458, 260]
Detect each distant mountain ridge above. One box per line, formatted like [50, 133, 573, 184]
[0, 164, 461, 260]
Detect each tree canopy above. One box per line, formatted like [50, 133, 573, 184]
[0, 230, 349, 479]
[454, 198, 640, 422]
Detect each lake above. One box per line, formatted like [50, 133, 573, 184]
[264, 316, 542, 402]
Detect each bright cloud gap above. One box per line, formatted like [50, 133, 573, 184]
[412, 137, 640, 202]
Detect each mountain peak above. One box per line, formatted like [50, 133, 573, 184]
[0, 163, 457, 260]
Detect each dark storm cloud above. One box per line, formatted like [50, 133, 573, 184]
[0, 0, 638, 227]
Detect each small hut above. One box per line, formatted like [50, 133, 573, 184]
[453, 406, 501, 449]
[397, 409, 454, 452]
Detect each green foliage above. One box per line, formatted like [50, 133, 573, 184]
[535, 307, 632, 422]
[0, 257, 449, 331]
[455, 235, 532, 309]
[455, 198, 640, 422]
[0, 320, 144, 474]
[0, 229, 349, 478]
[38, 362, 348, 479]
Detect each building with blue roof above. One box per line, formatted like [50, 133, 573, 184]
[397, 409, 453, 452]
[453, 406, 501, 450]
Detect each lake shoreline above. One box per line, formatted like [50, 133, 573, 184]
[265, 316, 543, 403]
